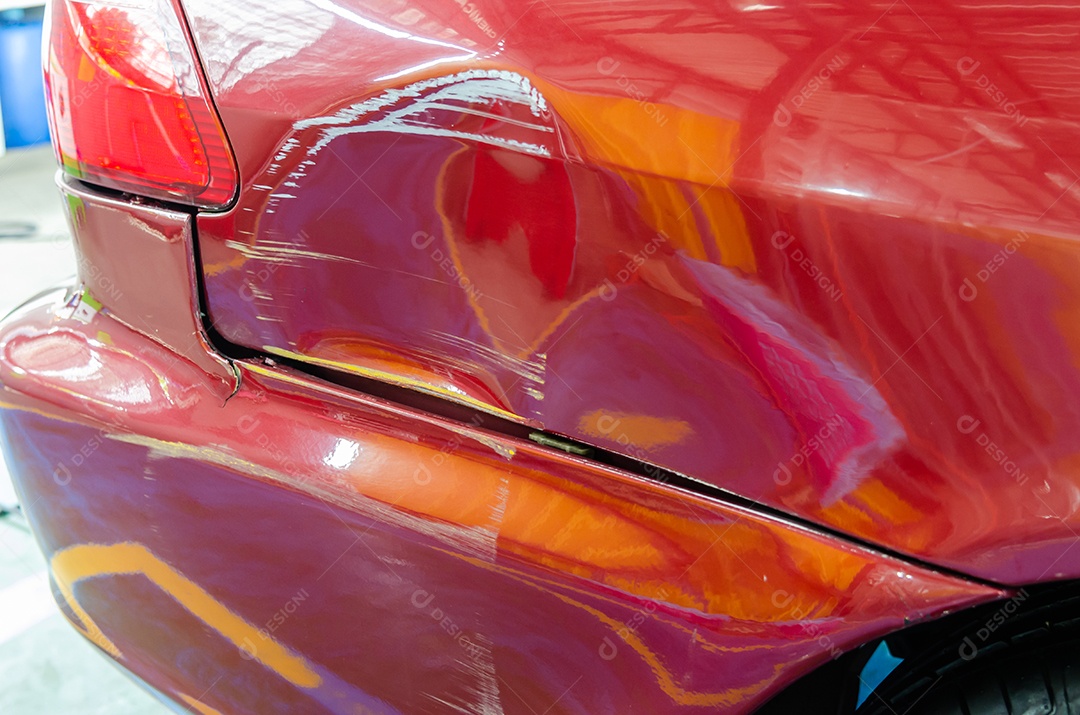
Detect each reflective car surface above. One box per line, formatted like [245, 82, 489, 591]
[3, 1, 1080, 713]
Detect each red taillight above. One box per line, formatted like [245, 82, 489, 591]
[44, 0, 236, 208]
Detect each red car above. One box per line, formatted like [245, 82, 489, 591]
[2, 0, 1078, 712]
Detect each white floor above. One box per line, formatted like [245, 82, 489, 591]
[0, 146, 75, 505]
[0, 145, 167, 713]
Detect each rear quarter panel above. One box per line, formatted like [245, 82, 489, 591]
[186, 0, 1080, 585]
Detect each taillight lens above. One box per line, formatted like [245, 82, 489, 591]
[44, 0, 236, 208]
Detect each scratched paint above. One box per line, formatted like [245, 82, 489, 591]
[187, 0, 1080, 585]
[0, 290, 1003, 713]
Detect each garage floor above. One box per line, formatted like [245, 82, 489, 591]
[0, 146, 168, 713]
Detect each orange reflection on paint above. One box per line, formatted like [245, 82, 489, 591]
[51, 542, 322, 689]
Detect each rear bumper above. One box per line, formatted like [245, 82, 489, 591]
[0, 179, 1005, 713]
[0, 278, 1004, 714]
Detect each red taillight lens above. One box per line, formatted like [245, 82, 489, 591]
[44, 0, 236, 208]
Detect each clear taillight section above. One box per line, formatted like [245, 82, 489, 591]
[44, 0, 236, 208]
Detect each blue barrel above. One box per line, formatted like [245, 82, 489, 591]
[0, 7, 49, 148]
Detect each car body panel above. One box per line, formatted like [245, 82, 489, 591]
[7, 2, 1079, 712]
[185, 0, 1080, 584]
[0, 279, 1002, 713]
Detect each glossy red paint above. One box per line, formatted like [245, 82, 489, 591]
[183, 0, 1080, 585]
[0, 280, 1001, 714]
[6, 1, 1080, 712]
[0, 180, 1008, 713]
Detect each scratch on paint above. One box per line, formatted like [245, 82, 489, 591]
[472, 475, 511, 562]
[427, 331, 545, 388]
[464, 632, 504, 715]
[440, 420, 517, 461]
[285, 70, 553, 169]
[423, 631, 504, 715]
[115, 432, 504, 564]
[258, 346, 524, 423]
[224, 239, 378, 269]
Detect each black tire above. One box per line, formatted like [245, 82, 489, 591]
[859, 609, 1080, 715]
[865, 638, 1080, 714]
[756, 589, 1080, 715]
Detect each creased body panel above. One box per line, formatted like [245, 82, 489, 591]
[0, 287, 1000, 714]
[188, 0, 1080, 584]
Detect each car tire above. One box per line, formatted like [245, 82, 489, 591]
[859, 637, 1080, 714]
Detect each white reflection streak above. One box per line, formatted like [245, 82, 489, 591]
[375, 55, 478, 84]
[296, 71, 552, 158]
[305, 0, 476, 54]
